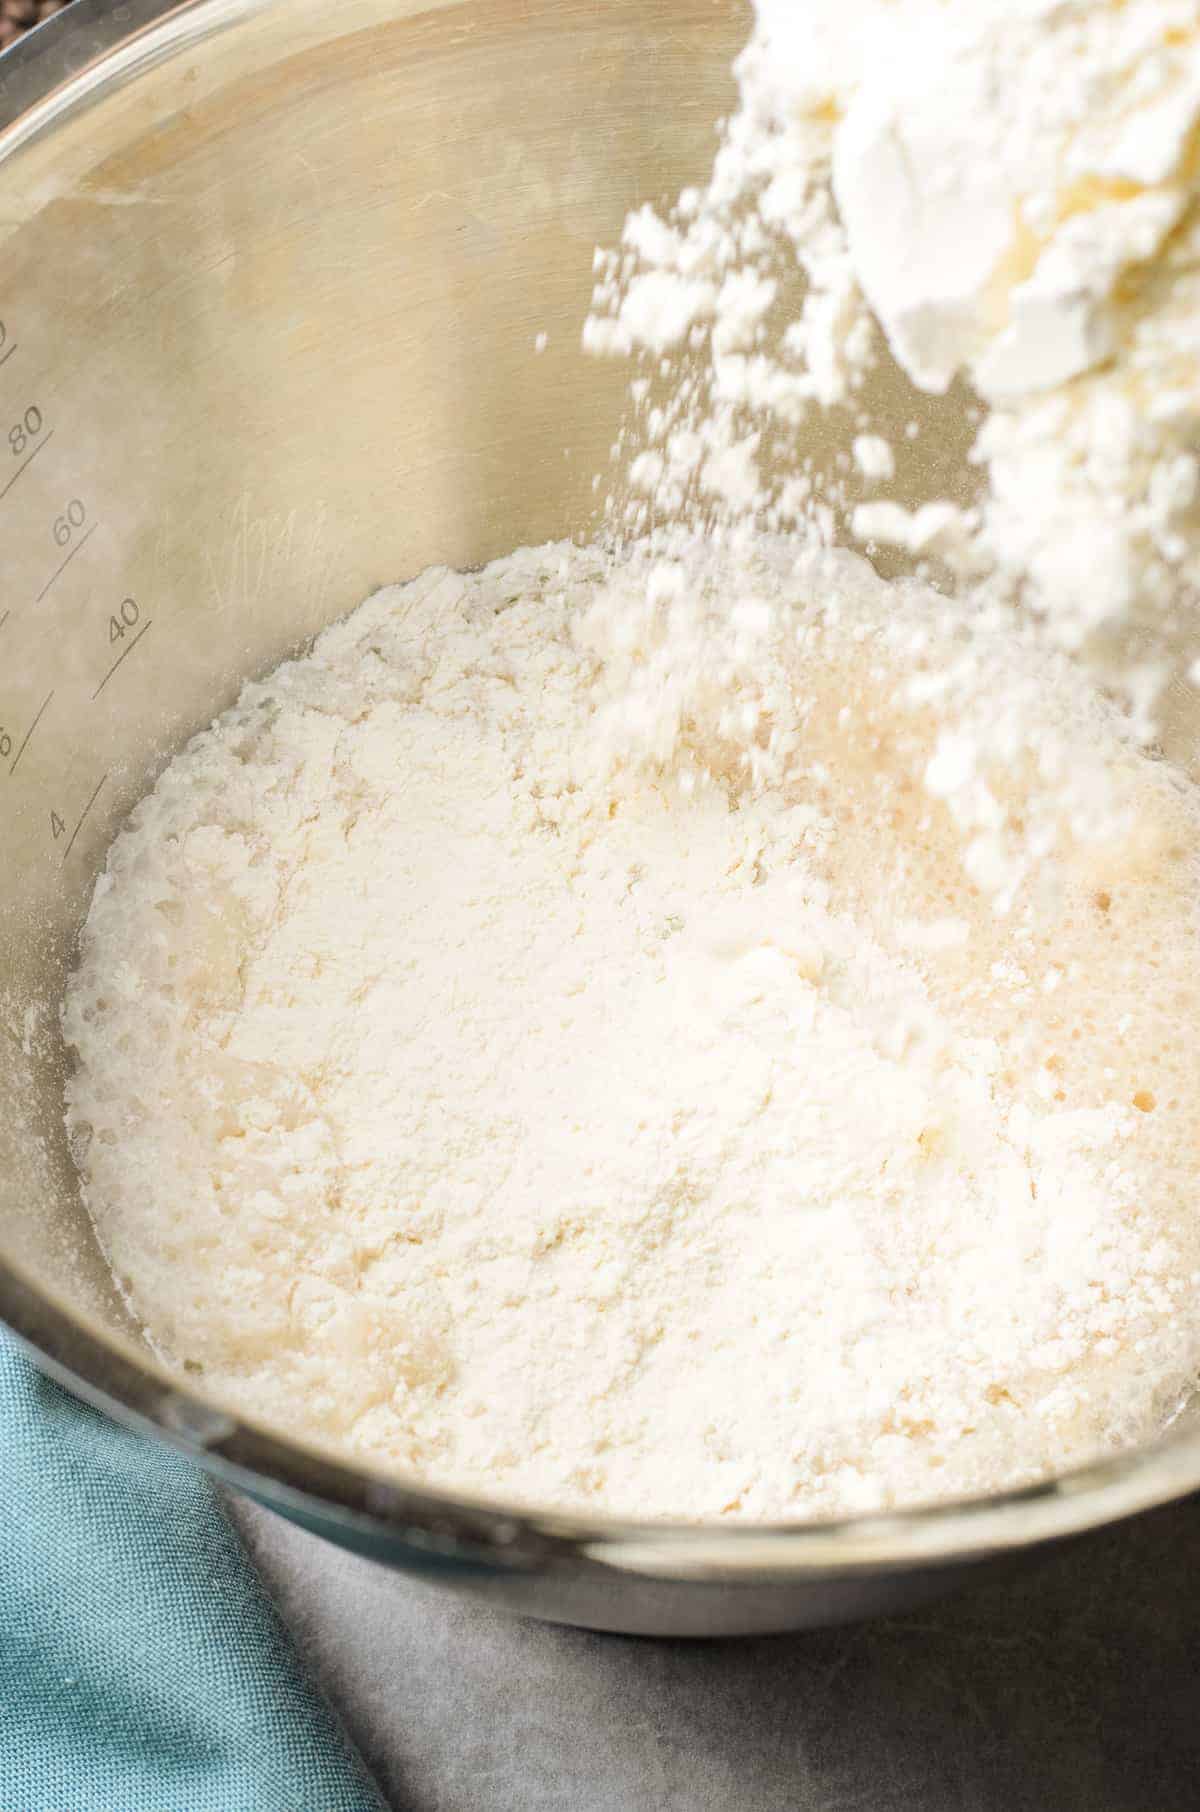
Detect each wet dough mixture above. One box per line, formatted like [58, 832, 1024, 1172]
[63, 536, 1200, 1520]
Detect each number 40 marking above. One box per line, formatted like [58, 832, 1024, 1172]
[109, 597, 139, 643]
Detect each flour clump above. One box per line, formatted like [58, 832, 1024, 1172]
[587, 0, 1200, 700]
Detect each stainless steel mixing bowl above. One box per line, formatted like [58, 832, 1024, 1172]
[1, 0, 1198, 1639]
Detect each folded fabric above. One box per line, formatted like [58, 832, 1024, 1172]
[0, 1330, 387, 1812]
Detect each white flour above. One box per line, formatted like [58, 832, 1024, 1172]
[64, 539, 1200, 1520]
[587, 0, 1200, 684]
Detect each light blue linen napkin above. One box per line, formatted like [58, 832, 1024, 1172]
[0, 1329, 388, 1812]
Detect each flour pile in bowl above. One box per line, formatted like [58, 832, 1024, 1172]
[63, 537, 1200, 1519]
[63, 0, 1200, 1520]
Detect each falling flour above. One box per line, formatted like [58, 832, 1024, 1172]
[587, 0, 1200, 695]
[64, 539, 1200, 1519]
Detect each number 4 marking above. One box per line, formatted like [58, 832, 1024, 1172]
[51, 810, 65, 839]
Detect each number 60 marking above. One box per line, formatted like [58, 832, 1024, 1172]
[53, 499, 86, 546]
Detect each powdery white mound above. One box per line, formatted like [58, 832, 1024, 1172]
[64, 539, 1200, 1520]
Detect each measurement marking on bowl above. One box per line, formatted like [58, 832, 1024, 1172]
[0, 425, 53, 501]
[59, 772, 107, 865]
[9, 688, 54, 777]
[93, 619, 151, 700]
[36, 517, 95, 604]
[0, 610, 9, 634]
[0, 343, 16, 372]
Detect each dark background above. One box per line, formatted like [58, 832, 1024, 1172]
[234, 1492, 1200, 1812]
[1, 1, 69, 54]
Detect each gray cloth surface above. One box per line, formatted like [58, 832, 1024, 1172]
[230, 1493, 1200, 1812]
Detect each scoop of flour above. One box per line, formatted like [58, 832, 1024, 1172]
[587, 0, 1200, 681]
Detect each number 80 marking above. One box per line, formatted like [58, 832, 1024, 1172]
[9, 405, 41, 455]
